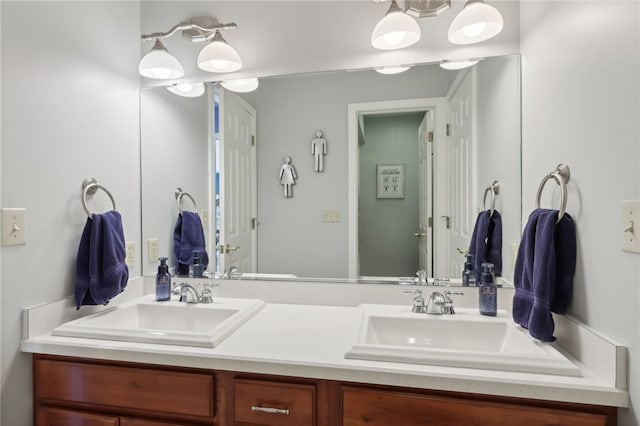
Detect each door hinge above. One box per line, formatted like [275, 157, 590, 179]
[251, 217, 257, 229]
[428, 217, 433, 228]
[446, 124, 450, 136]
[427, 131, 434, 142]
[251, 135, 255, 146]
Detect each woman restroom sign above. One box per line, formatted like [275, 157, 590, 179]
[376, 164, 404, 199]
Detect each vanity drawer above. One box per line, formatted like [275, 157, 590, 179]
[34, 358, 215, 419]
[234, 378, 316, 426]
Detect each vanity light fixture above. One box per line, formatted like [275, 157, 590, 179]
[166, 82, 206, 98]
[139, 17, 241, 79]
[371, 0, 421, 50]
[375, 65, 412, 75]
[220, 77, 259, 93]
[448, 0, 504, 45]
[439, 58, 480, 70]
[138, 39, 184, 80]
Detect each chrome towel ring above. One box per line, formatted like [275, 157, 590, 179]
[82, 178, 116, 218]
[175, 187, 198, 213]
[535, 163, 571, 223]
[483, 180, 501, 217]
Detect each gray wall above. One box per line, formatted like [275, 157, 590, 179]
[475, 55, 521, 280]
[140, 87, 210, 276]
[1, 2, 141, 423]
[520, 2, 639, 424]
[251, 66, 450, 278]
[359, 113, 424, 277]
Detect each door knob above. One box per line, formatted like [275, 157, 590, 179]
[218, 244, 240, 254]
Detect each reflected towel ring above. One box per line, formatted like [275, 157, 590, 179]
[483, 180, 500, 217]
[175, 187, 198, 213]
[82, 178, 116, 218]
[535, 163, 571, 223]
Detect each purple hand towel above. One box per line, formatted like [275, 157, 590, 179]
[512, 208, 576, 342]
[173, 211, 209, 275]
[469, 210, 503, 277]
[75, 211, 129, 309]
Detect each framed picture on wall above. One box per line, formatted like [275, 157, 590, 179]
[376, 164, 404, 199]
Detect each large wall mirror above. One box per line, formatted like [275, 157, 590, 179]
[141, 54, 521, 284]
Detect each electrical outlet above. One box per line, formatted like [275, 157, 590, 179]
[125, 241, 135, 269]
[1, 208, 26, 246]
[200, 209, 209, 232]
[322, 209, 341, 223]
[148, 238, 159, 263]
[621, 200, 640, 253]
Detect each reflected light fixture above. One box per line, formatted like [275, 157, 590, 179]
[439, 59, 480, 70]
[197, 31, 243, 73]
[139, 17, 241, 79]
[138, 39, 184, 80]
[448, 0, 504, 45]
[166, 82, 206, 97]
[220, 77, 259, 93]
[371, 0, 421, 50]
[375, 65, 412, 75]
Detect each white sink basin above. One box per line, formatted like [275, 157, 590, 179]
[53, 295, 265, 348]
[345, 304, 582, 377]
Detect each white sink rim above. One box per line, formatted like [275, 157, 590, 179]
[52, 294, 265, 348]
[345, 304, 582, 377]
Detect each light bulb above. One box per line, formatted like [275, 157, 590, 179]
[197, 31, 242, 73]
[221, 78, 259, 93]
[138, 39, 184, 80]
[448, 0, 504, 45]
[371, 0, 421, 50]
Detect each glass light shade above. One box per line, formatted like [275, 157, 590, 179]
[439, 59, 480, 70]
[166, 83, 206, 98]
[448, 1, 504, 45]
[197, 32, 242, 73]
[138, 42, 184, 80]
[371, 1, 421, 50]
[375, 65, 412, 75]
[221, 78, 259, 93]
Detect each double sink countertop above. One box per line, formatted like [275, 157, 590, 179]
[21, 277, 629, 408]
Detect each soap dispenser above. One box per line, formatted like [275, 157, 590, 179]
[156, 257, 171, 301]
[478, 262, 497, 316]
[189, 251, 204, 278]
[462, 253, 476, 287]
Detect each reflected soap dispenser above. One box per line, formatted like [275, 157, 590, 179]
[156, 257, 171, 301]
[462, 253, 476, 287]
[478, 262, 497, 316]
[189, 251, 204, 278]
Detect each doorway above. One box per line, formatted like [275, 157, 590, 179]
[347, 97, 448, 279]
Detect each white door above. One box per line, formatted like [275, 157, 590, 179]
[446, 70, 476, 278]
[218, 88, 257, 274]
[417, 111, 434, 276]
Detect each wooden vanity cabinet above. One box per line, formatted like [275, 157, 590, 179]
[33, 355, 617, 426]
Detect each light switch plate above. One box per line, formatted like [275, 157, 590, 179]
[125, 241, 135, 269]
[148, 238, 159, 263]
[322, 209, 341, 223]
[1, 208, 26, 246]
[621, 200, 640, 253]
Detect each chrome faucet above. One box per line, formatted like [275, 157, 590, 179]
[426, 290, 464, 315]
[223, 265, 241, 279]
[172, 282, 216, 304]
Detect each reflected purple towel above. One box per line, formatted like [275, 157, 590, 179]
[513, 208, 576, 342]
[75, 211, 129, 309]
[469, 210, 503, 277]
[173, 211, 209, 275]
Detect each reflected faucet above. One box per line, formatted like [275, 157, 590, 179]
[172, 282, 216, 304]
[224, 265, 241, 279]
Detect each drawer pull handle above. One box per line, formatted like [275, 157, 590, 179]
[251, 405, 290, 415]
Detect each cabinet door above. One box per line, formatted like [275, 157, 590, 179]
[342, 387, 611, 426]
[36, 406, 118, 426]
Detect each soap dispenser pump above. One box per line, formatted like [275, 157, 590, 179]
[156, 257, 171, 301]
[478, 262, 497, 316]
[462, 253, 476, 287]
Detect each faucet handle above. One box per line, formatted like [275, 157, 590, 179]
[199, 282, 219, 304]
[404, 288, 427, 313]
